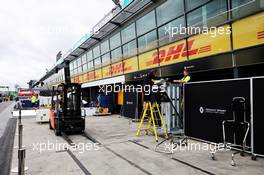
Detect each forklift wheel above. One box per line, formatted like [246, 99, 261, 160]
[251, 155, 257, 161]
[54, 127, 61, 136]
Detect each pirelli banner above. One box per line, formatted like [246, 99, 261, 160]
[233, 12, 264, 50]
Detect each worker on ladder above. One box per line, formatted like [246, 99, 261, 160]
[136, 69, 168, 142]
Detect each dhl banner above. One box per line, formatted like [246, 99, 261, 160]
[188, 25, 231, 60]
[139, 49, 159, 70]
[102, 66, 111, 78]
[157, 40, 187, 67]
[123, 56, 138, 74]
[82, 73, 88, 83]
[111, 61, 124, 76]
[74, 76, 79, 83]
[87, 71, 95, 81]
[94, 69, 102, 80]
[233, 12, 264, 50]
[78, 74, 83, 83]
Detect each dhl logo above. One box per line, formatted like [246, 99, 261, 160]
[87, 72, 95, 80]
[257, 30, 264, 39]
[106, 62, 133, 75]
[150, 40, 211, 65]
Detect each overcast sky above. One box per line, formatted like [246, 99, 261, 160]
[0, 0, 114, 90]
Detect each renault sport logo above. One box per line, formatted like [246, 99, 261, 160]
[199, 106, 226, 115]
[199, 107, 205, 114]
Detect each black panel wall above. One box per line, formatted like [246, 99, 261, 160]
[184, 79, 251, 144]
[252, 78, 264, 156]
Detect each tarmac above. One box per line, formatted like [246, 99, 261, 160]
[0, 108, 262, 175]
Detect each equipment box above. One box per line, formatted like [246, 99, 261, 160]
[36, 108, 50, 123]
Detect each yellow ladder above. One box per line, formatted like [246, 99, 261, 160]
[136, 101, 168, 142]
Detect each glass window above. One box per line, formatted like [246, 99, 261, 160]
[94, 57, 101, 68]
[81, 54, 87, 64]
[156, 0, 184, 26]
[100, 40, 110, 54]
[77, 57, 82, 67]
[138, 30, 157, 53]
[136, 11, 156, 36]
[88, 61, 94, 70]
[87, 50, 93, 61]
[121, 23, 136, 44]
[101, 53, 111, 66]
[77, 66, 83, 74]
[111, 47, 122, 63]
[187, 0, 227, 28]
[110, 32, 121, 50]
[232, 0, 253, 7]
[122, 40, 137, 58]
[70, 62, 74, 71]
[185, 0, 210, 11]
[82, 64, 88, 72]
[232, 0, 264, 19]
[73, 60, 77, 69]
[93, 46, 100, 58]
[158, 16, 185, 46]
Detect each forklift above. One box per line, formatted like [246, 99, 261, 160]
[49, 83, 85, 135]
[49, 61, 85, 136]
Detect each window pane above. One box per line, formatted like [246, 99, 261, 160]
[70, 62, 74, 71]
[110, 32, 121, 50]
[158, 16, 185, 46]
[77, 58, 82, 67]
[232, 0, 264, 19]
[77, 66, 83, 74]
[100, 40, 109, 54]
[87, 50, 93, 61]
[94, 57, 101, 68]
[156, 0, 184, 26]
[111, 47, 122, 62]
[121, 23, 136, 44]
[122, 40, 137, 58]
[138, 30, 157, 53]
[81, 54, 87, 64]
[187, 0, 227, 28]
[185, 0, 210, 11]
[88, 61, 94, 70]
[73, 60, 77, 69]
[82, 64, 88, 72]
[101, 53, 111, 66]
[136, 11, 156, 36]
[93, 46, 100, 58]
